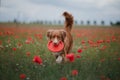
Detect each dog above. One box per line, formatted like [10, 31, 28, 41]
[47, 11, 74, 63]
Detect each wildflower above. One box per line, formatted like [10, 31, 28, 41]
[100, 58, 105, 62]
[33, 56, 42, 64]
[71, 69, 78, 76]
[25, 40, 31, 44]
[76, 54, 81, 58]
[100, 75, 106, 80]
[66, 53, 75, 62]
[60, 77, 67, 80]
[13, 47, 17, 51]
[81, 40, 85, 44]
[76, 33, 81, 37]
[18, 43, 22, 47]
[112, 36, 116, 41]
[14, 35, 19, 39]
[97, 40, 104, 44]
[25, 37, 33, 44]
[88, 40, 94, 44]
[106, 39, 110, 43]
[100, 45, 107, 50]
[118, 57, 120, 61]
[77, 48, 82, 53]
[26, 52, 30, 56]
[34, 33, 43, 39]
[20, 74, 26, 80]
[0, 32, 3, 36]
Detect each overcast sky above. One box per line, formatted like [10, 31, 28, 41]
[0, 0, 120, 25]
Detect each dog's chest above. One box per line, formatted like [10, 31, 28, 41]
[53, 52, 62, 56]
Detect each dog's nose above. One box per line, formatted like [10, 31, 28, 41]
[53, 38, 58, 45]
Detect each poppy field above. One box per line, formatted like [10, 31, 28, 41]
[0, 23, 120, 80]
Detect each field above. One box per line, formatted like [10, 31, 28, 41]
[0, 23, 120, 80]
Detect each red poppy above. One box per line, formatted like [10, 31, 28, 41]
[100, 75, 106, 80]
[77, 49, 82, 53]
[88, 40, 94, 44]
[13, 47, 17, 51]
[25, 37, 33, 44]
[0, 32, 3, 36]
[34, 33, 43, 39]
[20, 74, 26, 80]
[106, 39, 110, 43]
[100, 45, 107, 50]
[76, 33, 81, 37]
[76, 54, 81, 58]
[25, 40, 31, 44]
[97, 40, 104, 44]
[71, 69, 78, 76]
[118, 57, 120, 61]
[60, 77, 67, 80]
[112, 36, 116, 41]
[27, 37, 33, 41]
[26, 52, 30, 56]
[81, 40, 85, 44]
[14, 35, 19, 39]
[18, 43, 22, 47]
[66, 53, 75, 62]
[33, 56, 42, 64]
[100, 58, 105, 62]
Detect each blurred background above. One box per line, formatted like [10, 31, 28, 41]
[0, 0, 120, 26]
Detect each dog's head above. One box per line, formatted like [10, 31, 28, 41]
[47, 29, 66, 45]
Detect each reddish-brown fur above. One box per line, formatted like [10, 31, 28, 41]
[47, 11, 74, 62]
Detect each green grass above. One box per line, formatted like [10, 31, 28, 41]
[0, 24, 120, 80]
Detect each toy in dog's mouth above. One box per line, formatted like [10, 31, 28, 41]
[47, 41, 64, 52]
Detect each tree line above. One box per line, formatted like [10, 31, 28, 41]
[13, 19, 120, 26]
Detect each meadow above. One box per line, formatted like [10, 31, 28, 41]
[0, 23, 120, 80]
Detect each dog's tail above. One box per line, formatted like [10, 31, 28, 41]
[63, 11, 73, 32]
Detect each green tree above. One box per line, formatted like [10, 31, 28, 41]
[75, 20, 77, 25]
[87, 20, 90, 25]
[81, 20, 84, 25]
[101, 20, 105, 25]
[93, 21, 97, 25]
[58, 20, 61, 25]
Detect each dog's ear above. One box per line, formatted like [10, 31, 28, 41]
[60, 30, 66, 41]
[47, 29, 53, 40]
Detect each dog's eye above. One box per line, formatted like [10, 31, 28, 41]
[57, 36, 60, 39]
[53, 35, 56, 38]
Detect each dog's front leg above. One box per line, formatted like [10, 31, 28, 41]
[62, 50, 68, 62]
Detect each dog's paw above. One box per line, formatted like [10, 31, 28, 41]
[56, 56, 63, 63]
